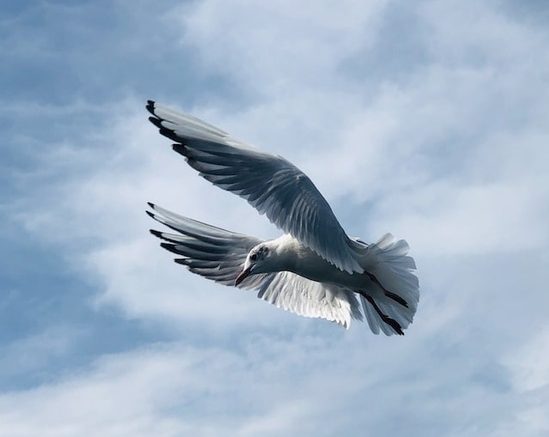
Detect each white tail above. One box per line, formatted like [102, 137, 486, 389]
[359, 234, 420, 335]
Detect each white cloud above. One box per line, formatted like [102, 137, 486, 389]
[504, 326, 549, 393]
[0, 345, 192, 436]
[0, 336, 371, 436]
[175, 0, 388, 96]
[497, 327, 549, 435]
[0, 326, 81, 385]
[2, 324, 546, 437]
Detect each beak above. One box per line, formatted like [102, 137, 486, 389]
[235, 266, 252, 286]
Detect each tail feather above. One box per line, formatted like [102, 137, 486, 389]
[360, 295, 381, 335]
[359, 233, 420, 335]
[364, 233, 419, 310]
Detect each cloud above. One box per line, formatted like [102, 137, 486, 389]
[505, 327, 549, 393]
[1, 326, 546, 437]
[0, 336, 366, 436]
[174, 0, 388, 95]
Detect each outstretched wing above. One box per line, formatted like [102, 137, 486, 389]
[257, 272, 363, 329]
[147, 100, 363, 274]
[147, 203, 267, 289]
[148, 204, 363, 328]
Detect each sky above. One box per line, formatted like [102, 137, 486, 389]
[1, 0, 549, 435]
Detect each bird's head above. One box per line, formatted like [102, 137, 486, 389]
[235, 243, 273, 286]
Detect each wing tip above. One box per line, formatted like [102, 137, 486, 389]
[172, 143, 187, 156]
[160, 242, 180, 255]
[148, 116, 162, 129]
[146, 100, 156, 115]
[145, 210, 156, 220]
[149, 229, 162, 238]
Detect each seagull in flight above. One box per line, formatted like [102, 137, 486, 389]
[146, 101, 419, 335]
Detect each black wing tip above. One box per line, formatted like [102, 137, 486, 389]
[147, 201, 155, 209]
[148, 116, 162, 128]
[146, 100, 156, 115]
[174, 258, 188, 265]
[149, 229, 163, 238]
[172, 143, 186, 153]
[146, 210, 156, 220]
[160, 242, 180, 255]
[159, 126, 180, 142]
[147, 107, 181, 143]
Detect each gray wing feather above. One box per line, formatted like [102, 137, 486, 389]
[147, 203, 266, 289]
[147, 100, 363, 274]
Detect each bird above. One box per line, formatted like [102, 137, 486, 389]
[146, 100, 419, 335]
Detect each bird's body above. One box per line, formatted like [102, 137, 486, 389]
[260, 235, 375, 292]
[146, 100, 420, 335]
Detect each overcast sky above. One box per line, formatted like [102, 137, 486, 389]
[1, 0, 549, 435]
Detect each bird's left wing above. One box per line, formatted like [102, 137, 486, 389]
[147, 100, 364, 274]
[147, 203, 267, 289]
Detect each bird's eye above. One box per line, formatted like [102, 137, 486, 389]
[250, 253, 257, 261]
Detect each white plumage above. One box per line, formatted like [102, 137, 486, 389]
[147, 101, 419, 335]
